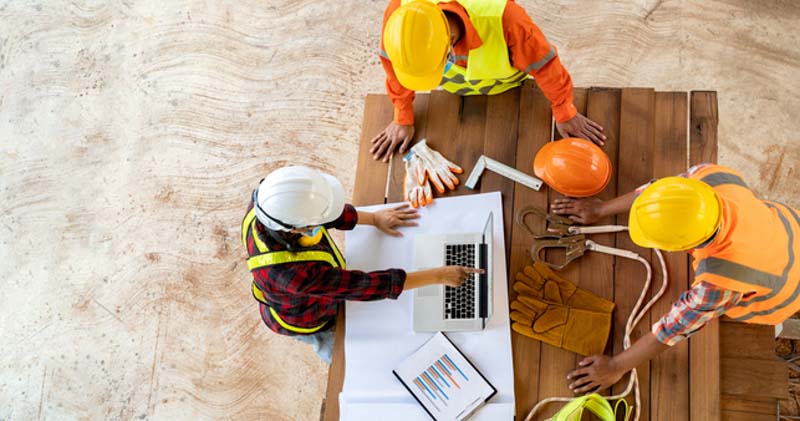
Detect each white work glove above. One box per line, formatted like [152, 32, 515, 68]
[410, 139, 463, 193]
[404, 155, 433, 208]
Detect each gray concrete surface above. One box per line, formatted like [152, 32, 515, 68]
[1, 0, 797, 419]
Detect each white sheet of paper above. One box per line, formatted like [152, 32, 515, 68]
[339, 192, 514, 421]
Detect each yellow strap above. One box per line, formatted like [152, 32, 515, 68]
[242, 208, 257, 248]
[614, 399, 631, 421]
[247, 250, 339, 271]
[252, 284, 326, 333]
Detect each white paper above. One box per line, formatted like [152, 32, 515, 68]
[340, 192, 515, 421]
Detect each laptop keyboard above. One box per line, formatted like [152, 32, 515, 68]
[444, 244, 476, 320]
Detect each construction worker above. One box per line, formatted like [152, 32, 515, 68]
[371, 0, 605, 163]
[242, 166, 481, 363]
[550, 163, 800, 394]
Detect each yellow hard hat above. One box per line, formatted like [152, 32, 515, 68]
[383, 1, 450, 91]
[628, 177, 722, 251]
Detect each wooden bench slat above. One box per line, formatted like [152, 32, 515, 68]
[481, 88, 521, 250]
[721, 358, 788, 400]
[510, 80, 552, 419]
[650, 91, 691, 421]
[612, 88, 656, 419]
[688, 90, 721, 421]
[532, 88, 589, 420]
[719, 320, 776, 359]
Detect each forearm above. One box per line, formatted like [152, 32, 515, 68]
[600, 190, 637, 218]
[356, 210, 375, 226]
[404, 269, 441, 290]
[611, 332, 669, 373]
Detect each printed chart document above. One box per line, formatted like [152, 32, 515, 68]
[393, 332, 496, 421]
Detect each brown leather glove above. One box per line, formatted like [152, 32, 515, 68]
[510, 293, 613, 356]
[515, 262, 615, 314]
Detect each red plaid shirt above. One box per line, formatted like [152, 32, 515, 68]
[244, 202, 406, 336]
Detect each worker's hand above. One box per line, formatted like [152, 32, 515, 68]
[373, 204, 420, 237]
[437, 266, 485, 288]
[566, 355, 625, 394]
[370, 122, 415, 163]
[556, 113, 606, 146]
[550, 197, 605, 225]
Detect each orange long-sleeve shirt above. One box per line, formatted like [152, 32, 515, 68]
[380, 0, 577, 125]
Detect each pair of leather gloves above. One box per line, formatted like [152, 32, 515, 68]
[510, 262, 614, 356]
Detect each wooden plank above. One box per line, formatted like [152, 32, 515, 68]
[510, 80, 551, 419]
[579, 86, 621, 397]
[650, 92, 690, 421]
[324, 94, 397, 421]
[613, 88, 655, 419]
[534, 88, 589, 421]
[689, 91, 719, 165]
[688, 90, 720, 421]
[721, 410, 776, 421]
[352, 94, 394, 206]
[719, 320, 776, 359]
[721, 358, 788, 400]
[721, 395, 779, 416]
[387, 94, 431, 203]
[481, 88, 521, 252]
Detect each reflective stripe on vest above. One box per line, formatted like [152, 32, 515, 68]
[241, 207, 345, 333]
[402, 0, 529, 96]
[688, 165, 800, 324]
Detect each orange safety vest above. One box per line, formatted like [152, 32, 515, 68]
[689, 165, 800, 325]
[241, 207, 346, 334]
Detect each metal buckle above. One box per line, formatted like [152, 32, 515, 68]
[516, 206, 587, 270]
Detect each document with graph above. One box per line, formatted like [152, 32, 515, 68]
[392, 332, 496, 421]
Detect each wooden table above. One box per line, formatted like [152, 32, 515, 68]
[323, 81, 783, 420]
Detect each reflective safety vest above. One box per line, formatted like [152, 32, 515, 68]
[241, 208, 346, 334]
[689, 165, 800, 325]
[406, 0, 530, 96]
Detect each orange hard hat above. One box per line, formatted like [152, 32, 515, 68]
[533, 138, 612, 197]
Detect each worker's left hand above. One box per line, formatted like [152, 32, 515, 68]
[556, 113, 606, 146]
[373, 204, 420, 237]
[566, 355, 625, 394]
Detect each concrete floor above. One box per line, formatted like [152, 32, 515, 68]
[1, 0, 798, 419]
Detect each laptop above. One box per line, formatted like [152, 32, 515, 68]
[412, 213, 493, 332]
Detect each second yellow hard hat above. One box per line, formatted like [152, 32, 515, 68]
[384, 1, 450, 91]
[628, 177, 722, 251]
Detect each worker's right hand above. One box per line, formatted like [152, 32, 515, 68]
[550, 197, 605, 225]
[370, 122, 415, 163]
[437, 266, 485, 288]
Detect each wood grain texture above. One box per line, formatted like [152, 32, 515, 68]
[534, 88, 589, 420]
[510, 81, 551, 419]
[720, 358, 788, 400]
[689, 90, 721, 421]
[614, 88, 656, 418]
[650, 91, 690, 421]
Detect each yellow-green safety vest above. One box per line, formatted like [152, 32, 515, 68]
[241, 207, 346, 334]
[551, 393, 630, 421]
[401, 0, 529, 95]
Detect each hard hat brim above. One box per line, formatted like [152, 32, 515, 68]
[319, 173, 345, 225]
[394, 62, 445, 92]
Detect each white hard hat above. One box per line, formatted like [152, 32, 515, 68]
[253, 166, 345, 231]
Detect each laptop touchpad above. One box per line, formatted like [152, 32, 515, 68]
[417, 285, 439, 297]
